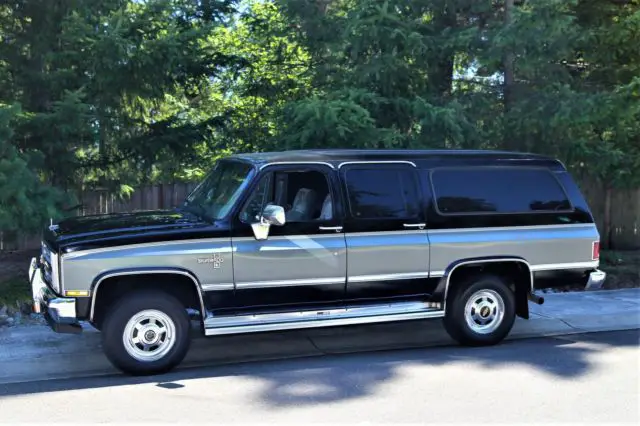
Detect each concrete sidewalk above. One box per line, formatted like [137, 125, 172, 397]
[0, 288, 638, 385]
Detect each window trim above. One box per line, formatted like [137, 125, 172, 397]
[343, 165, 422, 221]
[428, 165, 575, 217]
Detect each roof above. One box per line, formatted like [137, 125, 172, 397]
[228, 149, 560, 167]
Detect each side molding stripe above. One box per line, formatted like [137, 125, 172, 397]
[201, 283, 234, 291]
[530, 261, 599, 271]
[236, 277, 344, 289]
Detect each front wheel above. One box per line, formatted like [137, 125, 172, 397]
[443, 274, 516, 346]
[101, 290, 191, 376]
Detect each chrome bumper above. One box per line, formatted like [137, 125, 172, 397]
[30, 257, 82, 334]
[585, 269, 607, 291]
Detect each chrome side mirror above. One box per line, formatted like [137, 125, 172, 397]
[261, 204, 286, 226]
[251, 204, 286, 240]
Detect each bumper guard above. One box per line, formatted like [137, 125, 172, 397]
[585, 269, 607, 291]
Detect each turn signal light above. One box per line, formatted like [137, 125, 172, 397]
[65, 290, 90, 297]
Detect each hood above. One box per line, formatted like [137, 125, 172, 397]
[45, 208, 227, 252]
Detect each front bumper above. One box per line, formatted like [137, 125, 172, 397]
[30, 257, 82, 334]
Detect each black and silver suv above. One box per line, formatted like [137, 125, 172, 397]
[30, 149, 606, 375]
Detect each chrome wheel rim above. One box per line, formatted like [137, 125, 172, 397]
[123, 309, 176, 362]
[464, 289, 505, 335]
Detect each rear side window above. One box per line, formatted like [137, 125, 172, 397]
[431, 167, 572, 215]
[345, 168, 419, 219]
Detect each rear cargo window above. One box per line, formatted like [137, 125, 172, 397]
[431, 167, 572, 215]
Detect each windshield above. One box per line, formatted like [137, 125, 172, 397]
[182, 160, 255, 220]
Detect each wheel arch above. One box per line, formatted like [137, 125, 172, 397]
[433, 256, 533, 319]
[89, 267, 207, 324]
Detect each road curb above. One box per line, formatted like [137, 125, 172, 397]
[0, 289, 638, 385]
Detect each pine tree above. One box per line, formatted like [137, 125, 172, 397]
[0, 105, 69, 234]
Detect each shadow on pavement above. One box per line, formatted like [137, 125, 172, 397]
[0, 329, 638, 407]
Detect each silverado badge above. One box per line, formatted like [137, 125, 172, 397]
[197, 253, 224, 269]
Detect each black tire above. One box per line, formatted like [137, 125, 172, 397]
[443, 273, 516, 346]
[101, 290, 191, 376]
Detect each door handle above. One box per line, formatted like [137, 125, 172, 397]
[403, 223, 426, 229]
[319, 226, 343, 232]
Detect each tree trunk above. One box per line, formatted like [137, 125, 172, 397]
[603, 185, 614, 249]
[428, 1, 456, 102]
[503, 0, 516, 150]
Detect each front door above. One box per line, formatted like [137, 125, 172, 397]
[231, 163, 347, 313]
[340, 162, 432, 303]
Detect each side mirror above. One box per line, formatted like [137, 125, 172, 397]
[261, 204, 286, 226]
[251, 204, 286, 240]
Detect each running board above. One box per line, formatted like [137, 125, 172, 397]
[203, 301, 444, 336]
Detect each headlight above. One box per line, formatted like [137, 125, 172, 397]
[41, 242, 61, 294]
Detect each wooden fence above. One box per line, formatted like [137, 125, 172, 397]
[1, 179, 639, 251]
[0, 182, 198, 252]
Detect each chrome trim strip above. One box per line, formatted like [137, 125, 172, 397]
[259, 161, 335, 170]
[201, 283, 234, 291]
[427, 223, 597, 234]
[442, 258, 534, 312]
[434, 261, 598, 278]
[530, 261, 599, 271]
[338, 160, 417, 168]
[348, 272, 430, 283]
[204, 302, 443, 336]
[236, 277, 345, 289]
[90, 269, 207, 322]
[344, 230, 428, 237]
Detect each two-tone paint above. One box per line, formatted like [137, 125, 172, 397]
[33, 149, 604, 334]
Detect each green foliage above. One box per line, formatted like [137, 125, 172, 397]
[0, 278, 32, 306]
[0, 0, 243, 193]
[0, 105, 70, 233]
[277, 0, 640, 189]
[276, 0, 481, 150]
[0, 0, 639, 235]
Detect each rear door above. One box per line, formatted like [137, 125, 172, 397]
[340, 162, 432, 303]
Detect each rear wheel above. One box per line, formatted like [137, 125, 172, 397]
[443, 273, 516, 346]
[101, 290, 191, 376]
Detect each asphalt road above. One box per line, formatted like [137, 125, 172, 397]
[0, 329, 638, 423]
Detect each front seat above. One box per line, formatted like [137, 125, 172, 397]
[286, 188, 318, 222]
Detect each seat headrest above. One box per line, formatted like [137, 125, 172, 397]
[287, 188, 318, 221]
[319, 194, 332, 220]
